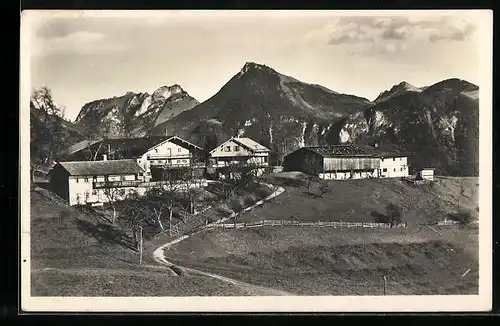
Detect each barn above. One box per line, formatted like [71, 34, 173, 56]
[415, 168, 435, 181]
[283, 144, 411, 180]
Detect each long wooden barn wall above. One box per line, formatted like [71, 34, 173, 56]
[323, 157, 380, 171]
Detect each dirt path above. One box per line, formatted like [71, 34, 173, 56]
[176, 264, 293, 296]
[151, 184, 293, 296]
[32, 265, 177, 277]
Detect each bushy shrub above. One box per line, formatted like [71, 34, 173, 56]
[448, 211, 473, 225]
[386, 203, 403, 224]
[229, 197, 245, 213]
[215, 203, 233, 217]
[242, 193, 257, 207]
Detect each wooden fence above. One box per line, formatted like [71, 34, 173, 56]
[208, 220, 407, 230]
[437, 219, 460, 226]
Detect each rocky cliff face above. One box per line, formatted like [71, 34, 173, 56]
[158, 62, 372, 163]
[74, 85, 199, 138]
[337, 79, 479, 176]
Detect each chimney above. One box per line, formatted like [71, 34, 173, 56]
[102, 154, 107, 161]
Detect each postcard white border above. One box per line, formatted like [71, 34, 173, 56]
[20, 9, 493, 312]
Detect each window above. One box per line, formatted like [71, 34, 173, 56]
[225, 146, 231, 152]
[178, 148, 182, 152]
[383, 168, 387, 172]
[84, 178, 89, 183]
[92, 190, 97, 195]
[381, 158, 384, 162]
[263, 156, 268, 163]
[182, 159, 187, 163]
[76, 178, 79, 183]
[233, 146, 240, 151]
[155, 148, 158, 153]
[394, 168, 396, 172]
[393, 158, 396, 161]
[400, 167, 404, 172]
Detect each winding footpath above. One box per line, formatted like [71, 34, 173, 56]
[152, 183, 292, 296]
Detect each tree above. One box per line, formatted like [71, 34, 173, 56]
[385, 203, 403, 226]
[306, 180, 330, 198]
[302, 154, 322, 190]
[31, 87, 66, 162]
[154, 167, 189, 234]
[103, 187, 126, 224]
[217, 163, 261, 200]
[30, 87, 67, 182]
[119, 191, 148, 251]
[142, 185, 177, 231]
[171, 166, 209, 224]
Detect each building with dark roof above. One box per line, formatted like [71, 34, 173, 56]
[49, 159, 145, 206]
[66, 136, 206, 182]
[283, 144, 411, 180]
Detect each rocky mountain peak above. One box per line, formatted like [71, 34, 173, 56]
[240, 62, 276, 75]
[151, 84, 185, 102]
[374, 81, 422, 103]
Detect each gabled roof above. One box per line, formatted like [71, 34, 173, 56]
[292, 144, 411, 158]
[69, 136, 203, 159]
[101, 136, 174, 155]
[66, 139, 102, 155]
[210, 137, 270, 153]
[55, 159, 144, 176]
[153, 136, 204, 152]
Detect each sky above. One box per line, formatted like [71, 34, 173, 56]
[24, 10, 487, 121]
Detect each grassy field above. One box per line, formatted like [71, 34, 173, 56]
[29, 172, 479, 296]
[166, 225, 479, 295]
[230, 172, 479, 226]
[29, 182, 274, 296]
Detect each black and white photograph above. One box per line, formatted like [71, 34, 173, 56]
[20, 10, 492, 312]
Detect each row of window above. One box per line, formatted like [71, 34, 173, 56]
[223, 145, 240, 152]
[154, 147, 183, 153]
[151, 159, 188, 164]
[382, 167, 406, 173]
[74, 175, 135, 183]
[381, 157, 405, 162]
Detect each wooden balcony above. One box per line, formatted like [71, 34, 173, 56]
[146, 153, 192, 159]
[93, 180, 143, 189]
[212, 162, 269, 168]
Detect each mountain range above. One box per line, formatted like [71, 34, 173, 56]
[49, 62, 479, 176]
[74, 84, 199, 138]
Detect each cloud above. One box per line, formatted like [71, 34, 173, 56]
[314, 15, 478, 49]
[381, 26, 406, 40]
[33, 31, 123, 57]
[429, 23, 477, 42]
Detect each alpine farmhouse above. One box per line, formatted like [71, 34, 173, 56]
[66, 136, 206, 182]
[49, 159, 145, 206]
[283, 144, 411, 180]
